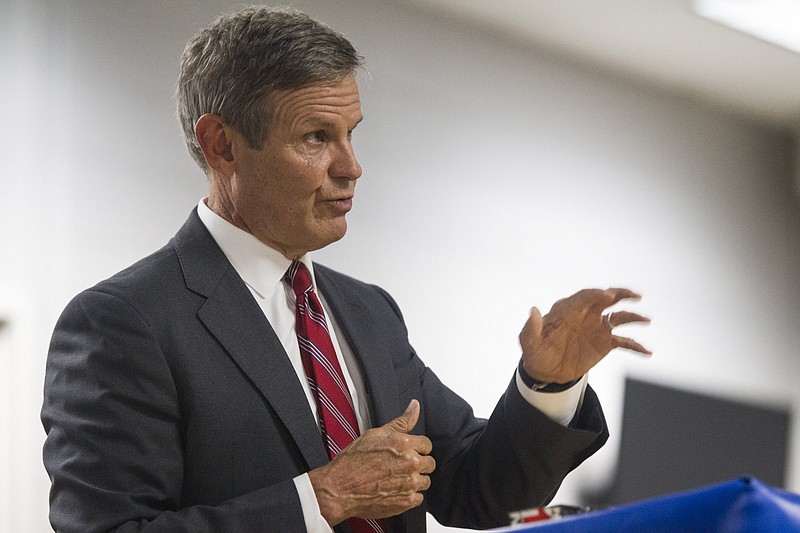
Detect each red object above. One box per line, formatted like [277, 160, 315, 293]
[509, 505, 589, 525]
[510, 507, 554, 524]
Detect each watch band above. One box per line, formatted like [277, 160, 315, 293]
[518, 359, 582, 393]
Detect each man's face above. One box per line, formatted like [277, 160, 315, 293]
[218, 75, 363, 259]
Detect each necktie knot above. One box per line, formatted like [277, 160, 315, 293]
[285, 260, 313, 299]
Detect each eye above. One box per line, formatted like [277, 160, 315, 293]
[307, 130, 326, 144]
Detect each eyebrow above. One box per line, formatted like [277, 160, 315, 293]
[301, 115, 364, 130]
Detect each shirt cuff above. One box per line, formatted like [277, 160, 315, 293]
[293, 473, 334, 533]
[515, 371, 587, 427]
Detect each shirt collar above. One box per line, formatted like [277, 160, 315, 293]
[196, 199, 318, 298]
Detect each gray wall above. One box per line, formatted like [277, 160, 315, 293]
[3, 1, 798, 531]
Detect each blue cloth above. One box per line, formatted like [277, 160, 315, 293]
[495, 477, 800, 532]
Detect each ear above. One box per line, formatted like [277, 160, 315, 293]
[195, 113, 237, 176]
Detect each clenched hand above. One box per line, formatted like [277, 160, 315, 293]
[309, 399, 435, 526]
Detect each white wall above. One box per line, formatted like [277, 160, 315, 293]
[3, 1, 798, 532]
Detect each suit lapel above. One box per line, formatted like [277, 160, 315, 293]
[315, 268, 401, 428]
[172, 210, 329, 470]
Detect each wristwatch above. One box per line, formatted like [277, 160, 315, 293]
[518, 359, 581, 393]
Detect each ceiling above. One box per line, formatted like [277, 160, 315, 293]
[400, 0, 800, 133]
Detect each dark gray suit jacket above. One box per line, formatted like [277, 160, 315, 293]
[42, 210, 608, 532]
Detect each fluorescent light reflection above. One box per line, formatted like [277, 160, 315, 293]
[694, 0, 800, 55]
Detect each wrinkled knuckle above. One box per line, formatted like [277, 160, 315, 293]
[389, 433, 410, 449]
[408, 454, 422, 470]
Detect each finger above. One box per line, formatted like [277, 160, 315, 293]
[417, 454, 436, 475]
[612, 335, 652, 356]
[417, 473, 432, 492]
[526, 306, 543, 340]
[607, 311, 650, 327]
[384, 399, 420, 434]
[572, 288, 640, 310]
[604, 288, 642, 306]
[410, 435, 433, 456]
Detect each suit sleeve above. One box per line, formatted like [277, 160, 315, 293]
[423, 369, 607, 529]
[41, 289, 307, 533]
[373, 286, 609, 530]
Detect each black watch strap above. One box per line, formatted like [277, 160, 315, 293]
[518, 359, 582, 393]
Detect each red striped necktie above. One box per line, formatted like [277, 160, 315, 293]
[285, 261, 385, 533]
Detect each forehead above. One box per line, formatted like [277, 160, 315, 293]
[269, 76, 362, 129]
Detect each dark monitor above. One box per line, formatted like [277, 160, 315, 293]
[586, 377, 791, 506]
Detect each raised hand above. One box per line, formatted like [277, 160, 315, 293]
[308, 399, 435, 526]
[519, 288, 651, 385]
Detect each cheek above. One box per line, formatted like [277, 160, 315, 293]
[270, 180, 319, 221]
[287, 164, 328, 202]
[248, 156, 328, 216]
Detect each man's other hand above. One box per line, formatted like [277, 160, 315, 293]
[309, 399, 435, 526]
[520, 288, 651, 385]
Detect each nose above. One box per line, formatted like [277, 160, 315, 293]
[330, 141, 362, 182]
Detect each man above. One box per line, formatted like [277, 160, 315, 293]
[42, 7, 650, 533]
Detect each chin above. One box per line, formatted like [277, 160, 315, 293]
[326, 220, 348, 241]
[308, 225, 348, 252]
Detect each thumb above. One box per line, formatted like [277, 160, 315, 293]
[529, 307, 543, 339]
[520, 306, 543, 346]
[384, 399, 420, 434]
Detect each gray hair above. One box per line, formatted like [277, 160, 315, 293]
[177, 6, 364, 171]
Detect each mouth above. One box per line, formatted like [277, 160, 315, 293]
[326, 196, 353, 212]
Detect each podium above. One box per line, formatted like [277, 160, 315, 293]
[495, 477, 800, 532]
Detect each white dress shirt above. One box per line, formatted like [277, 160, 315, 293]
[196, 199, 586, 532]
